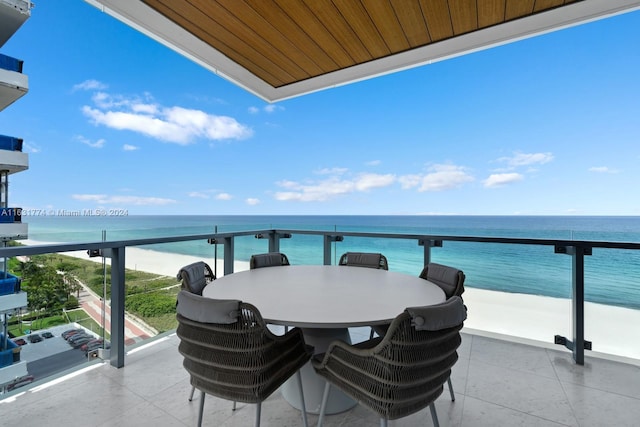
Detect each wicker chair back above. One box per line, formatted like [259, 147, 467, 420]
[313, 296, 466, 421]
[249, 252, 290, 269]
[176, 292, 312, 404]
[176, 261, 215, 295]
[419, 262, 465, 298]
[338, 252, 389, 270]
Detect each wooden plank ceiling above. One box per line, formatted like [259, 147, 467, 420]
[141, 0, 579, 89]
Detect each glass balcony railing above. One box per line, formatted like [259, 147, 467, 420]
[1, 225, 639, 396]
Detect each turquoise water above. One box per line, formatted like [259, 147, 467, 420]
[24, 215, 640, 310]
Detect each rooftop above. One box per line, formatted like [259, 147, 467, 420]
[3, 328, 639, 426]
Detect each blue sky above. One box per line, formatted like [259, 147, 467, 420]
[2, 3, 639, 216]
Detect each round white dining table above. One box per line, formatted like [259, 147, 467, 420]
[202, 265, 446, 414]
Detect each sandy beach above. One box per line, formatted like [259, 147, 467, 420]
[22, 239, 640, 361]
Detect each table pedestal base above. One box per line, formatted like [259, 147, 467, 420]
[281, 328, 357, 415]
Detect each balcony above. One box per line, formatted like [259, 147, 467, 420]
[0, 53, 28, 111]
[0, 227, 638, 425]
[0, 135, 28, 174]
[1, 330, 638, 426]
[0, 0, 33, 47]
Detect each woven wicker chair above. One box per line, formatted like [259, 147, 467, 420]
[176, 290, 314, 427]
[338, 252, 389, 339]
[250, 252, 290, 269]
[419, 262, 466, 299]
[312, 296, 466, 427]
[338, 252, 388, 270]
[176, 261, 217, 402]
[372, 262, 466, 400]
[176, 261, 215, 295]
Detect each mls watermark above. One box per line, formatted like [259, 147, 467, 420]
[18, 208, 129, 217]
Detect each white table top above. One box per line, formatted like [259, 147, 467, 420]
[202, 265, 445, 328]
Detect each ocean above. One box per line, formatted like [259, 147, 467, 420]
[23, 215, 640, 310]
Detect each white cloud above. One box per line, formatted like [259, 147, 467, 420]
[400, 164, 474, 192]
[188, 191, 210, 199]
[398, 174, 422, 189]
[483, 173, 524, 188]
[366, 160, 381, 166]
[82, 90, 253, 145]
[249, 104, 283, 114]
[315, 167, 348, 175]
[131, 102, 159, 115]
[72, 79, 107, 92]
[246, 198, 260, 205]
[216, 193, 233, 200]
[71, 194, 176, 206]
[72, 194, 106, 202]
[589, 166, 619, 174]
[24, 142, 41, 153]
[76, 135, 105, 148]
[355, 173, 396, 191]
[275, 173, 396, 202]
[123, 144, 139, 151]
[264, 104, 283, 113]
[498, 152, 554, 168]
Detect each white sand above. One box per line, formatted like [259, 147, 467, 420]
[22, 239, 250, 277]
[21, 239, 640, 361]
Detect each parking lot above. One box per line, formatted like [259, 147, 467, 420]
[14, 324, 101, 363]
[8, 324, 105, 390]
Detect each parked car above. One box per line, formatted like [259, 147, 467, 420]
[62, 329, 83, 340]
[86, 341, 110, 357]
[68, 333, 90, 345]
[72, 336, 94, 348]
[83, 339, 110, 353]
[81, 338, 103, 352]
[7, 375, 34, 391]
[41, 331, 54, 339]
[12, 338, 27, 346]
[27, 334, 43, 343]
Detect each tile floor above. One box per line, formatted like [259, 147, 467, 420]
[1, 328, 639, 427]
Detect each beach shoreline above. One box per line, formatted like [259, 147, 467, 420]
[21, 239, 640, 361]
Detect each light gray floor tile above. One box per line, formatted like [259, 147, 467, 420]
[466, 359, 578, 426]
[469, 335, 558, 379]
[551, 352, 640, 399]
[461, 396, 571, 427]
[562, 381, 640, 427]
[3, 332, 638, 427]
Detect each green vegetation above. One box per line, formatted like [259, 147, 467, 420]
[8, 245, 181, 334]
[7, 313, 68, 336]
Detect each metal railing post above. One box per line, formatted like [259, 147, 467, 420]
[268, 231, 279, 253]
[323, 235, 343, 265]
[223, 236, 234, 275]
[109, 246, 126, 368]
[554, 244, 592, 365]
[418, 239, 442, 266]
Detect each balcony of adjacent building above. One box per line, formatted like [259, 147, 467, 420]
[0, 0, 32, 47]
[0, 52, 27, 111]
[0, 134, 28, 240]
[1, 0, 33, 112]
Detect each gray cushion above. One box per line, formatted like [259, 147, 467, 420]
[251, 253, 287, 269]
[426, 263, 461, 297]
[177, 290, 240, 324]
[406, 296, 467, 331]
[177, 261, 209, 295]
[342, 252, 381, 268]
